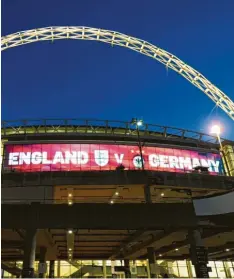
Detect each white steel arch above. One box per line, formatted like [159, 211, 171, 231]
[1, 26, 234, 120]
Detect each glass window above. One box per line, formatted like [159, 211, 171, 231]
[169, 261, 179, 277]
[215, 261, 226, 278]
[208, 262, 218, 278]
[178, 266, 189, 277]
[191, 264, 196, 278]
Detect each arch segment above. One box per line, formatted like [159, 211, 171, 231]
[1, 26, 234, 120]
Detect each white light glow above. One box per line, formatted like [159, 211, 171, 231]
[161, 193, 165, 197]
[137, 120, 143, 126]
[68, 230, 73, 234]
[211, 124, 221, 135]
[68, 193, 72, 197]
[115, 192, 119, 196]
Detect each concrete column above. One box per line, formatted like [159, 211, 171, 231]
[124, 259, 131, 278]
[49, 260, 55, 278]
[188, 229, 209, 278]
[103, 260, 107, 278]
[147, 247, 157, 278]
[39, 247, 47, 278]
[57, 261, 60, 278]
[22, 228, 37, 278]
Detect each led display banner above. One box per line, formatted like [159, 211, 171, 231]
[4, 143, 223, 174]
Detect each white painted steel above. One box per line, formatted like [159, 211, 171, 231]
[1, 26, 234, 120]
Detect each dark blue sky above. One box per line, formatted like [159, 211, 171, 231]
[2, 0, 234, 139]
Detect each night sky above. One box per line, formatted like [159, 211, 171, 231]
[2, 0, 234, 139]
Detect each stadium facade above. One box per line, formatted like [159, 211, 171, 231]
[1, 119, 234, 278]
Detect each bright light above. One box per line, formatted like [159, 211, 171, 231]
[175, 248, 179, 251]
[161, 193, 165, 197]
[225, 248, 230, 252]
[115, 192, 119, 196]
[159, 254, 162, 257]
[137, 120, 143, 126]
[68, 193, 72, 197]
[68, 201, 73, 205]
[69, 248, 72, 251]
[68, 230, 73, 234]
[110, 200, 114, 204]
[211, 124, 221, 135]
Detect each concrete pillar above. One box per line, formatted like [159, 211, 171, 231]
[103, 260, 107, 278]
[188, 229, 209, 278]
[39, 247, 47, 278]
[147, 247, 157, 278]
[22, 228, 37, 278]
[124, 259, 131, 278]
[49, 260, 55, 278]
[57, 261, 60, 278]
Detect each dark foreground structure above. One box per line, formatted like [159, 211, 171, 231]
[1, 119, 234, 278]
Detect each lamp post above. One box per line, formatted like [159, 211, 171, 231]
[131, 118, 144, 170]
[210, 124, 230, 176]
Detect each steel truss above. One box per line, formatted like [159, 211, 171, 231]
[1, 26, 234, 120]
[1, 118, 221, 145]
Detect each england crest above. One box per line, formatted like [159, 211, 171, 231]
[133, 155, 144, 168]
[94, 150, 109, 167]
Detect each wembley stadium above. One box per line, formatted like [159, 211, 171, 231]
[1, 118, 234, 278]
[1, 26, 234, 278]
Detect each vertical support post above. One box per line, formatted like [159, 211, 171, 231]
[22, 228, 37, 278]
[136, 125, 145, 171]
[124, 259, 131, 278]
[57, 261, 60, 278]
[111, 260, 115, 278]
[186, 259, 193, 278]
[49, 260, 55, 278]
[147, 247, 157, 278]
[223, 261, 232, 278]
[188, 229, 209, 278]
[144, 184, 152, 203]
[135, 121, 152, 204]
[103, 260, 107, 278]
[146, 260, 151, 278]
[39, 247, 47, 278]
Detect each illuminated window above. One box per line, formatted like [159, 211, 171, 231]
[215, 261, 226, 278]
[208, 261, 218, 278]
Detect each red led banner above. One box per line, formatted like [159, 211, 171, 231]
[4, 143, 223, 174]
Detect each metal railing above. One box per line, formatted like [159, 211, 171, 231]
[1, 118, 221, 145]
